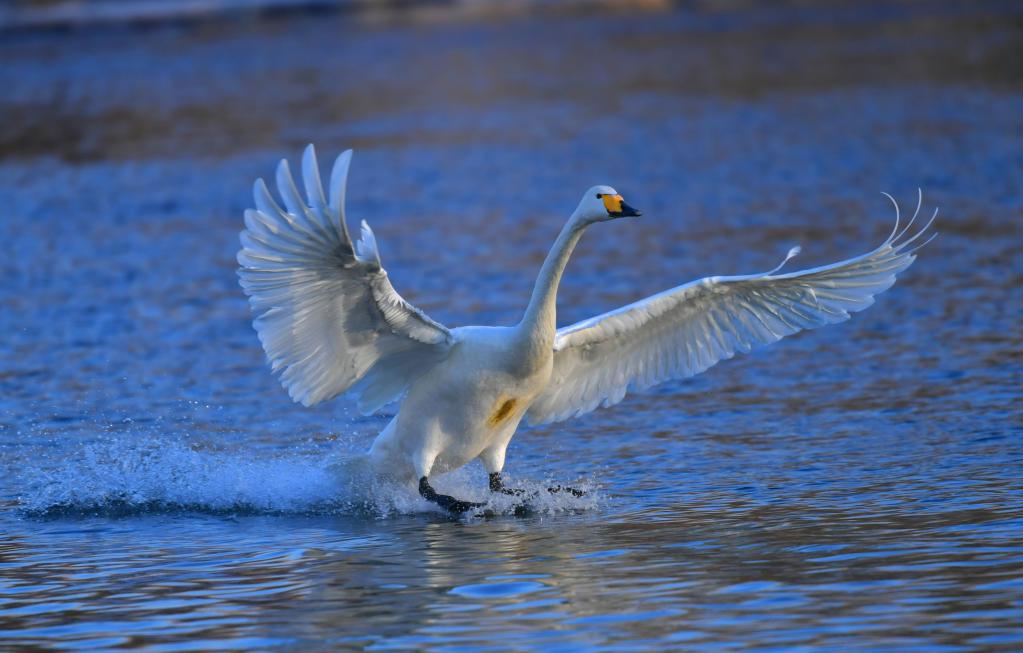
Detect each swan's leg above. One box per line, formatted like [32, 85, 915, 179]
[488, 472, 525, 496]
[418, 476, 484, 514]
[480, 445, 583, 497]
[480, 445, 523, 496]
[413, 448, 484, 514]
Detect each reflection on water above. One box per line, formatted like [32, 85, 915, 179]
[1, 2, 1022, 650]
[4, 504, 1023, 649]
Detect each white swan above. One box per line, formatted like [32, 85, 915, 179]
[237, 145, 935, 513]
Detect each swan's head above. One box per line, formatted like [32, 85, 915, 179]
[575, 185, 642, 224]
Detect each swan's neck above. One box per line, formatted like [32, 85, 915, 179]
[517, 214, 588, 355]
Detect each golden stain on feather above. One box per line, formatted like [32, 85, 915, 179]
[487, 398, 518, 427]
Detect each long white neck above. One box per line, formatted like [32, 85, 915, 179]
[517, 211, 589, 355]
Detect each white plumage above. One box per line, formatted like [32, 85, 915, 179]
[528, 201, 935, 424]
[238, 146, 452, 411]
[237, 145, 934, 513]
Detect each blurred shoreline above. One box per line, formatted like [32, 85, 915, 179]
[5, 0, 631, 34]
[2, 0, 1021, 35]
[0, 0, 356, 33]
[1, 0, 1020, 165]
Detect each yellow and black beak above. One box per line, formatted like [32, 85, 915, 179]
[601, 194, 642, 217]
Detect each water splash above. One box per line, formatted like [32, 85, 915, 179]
[15, 437, 599, 519]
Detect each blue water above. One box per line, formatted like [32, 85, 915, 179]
[2, 3, 1022, 650]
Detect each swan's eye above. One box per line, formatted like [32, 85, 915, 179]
[595, 193, 603, 199]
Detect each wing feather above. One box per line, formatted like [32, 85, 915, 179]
[526, 197, 935, 425]
[238, 145, 452, 411]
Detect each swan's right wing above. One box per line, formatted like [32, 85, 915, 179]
[238, 145, 453, 413]
[526, 196, 936, 425]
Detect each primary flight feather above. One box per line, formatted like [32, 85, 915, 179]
[238, 145, 934, 514]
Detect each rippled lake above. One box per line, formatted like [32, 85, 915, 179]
[2, 2, 1022, 650]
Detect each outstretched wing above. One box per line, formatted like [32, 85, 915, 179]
[526, 194, 937, 425]
[237, 144, 453, 412]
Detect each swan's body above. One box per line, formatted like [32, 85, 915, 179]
[238, 145, 935, 512]
[367, 324, 550, 481]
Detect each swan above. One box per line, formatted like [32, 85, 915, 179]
[237, 145, 936, 514]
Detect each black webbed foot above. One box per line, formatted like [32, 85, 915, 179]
[419, 477, 485, 515]
[489, 472, 526, 496]
[547, 484, 586, 497]
[491, 473, 585, 499]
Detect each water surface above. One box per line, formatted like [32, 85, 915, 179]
[1, 3, 1022, 650]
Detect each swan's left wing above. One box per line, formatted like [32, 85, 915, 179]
[526, 197, 936, 425]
